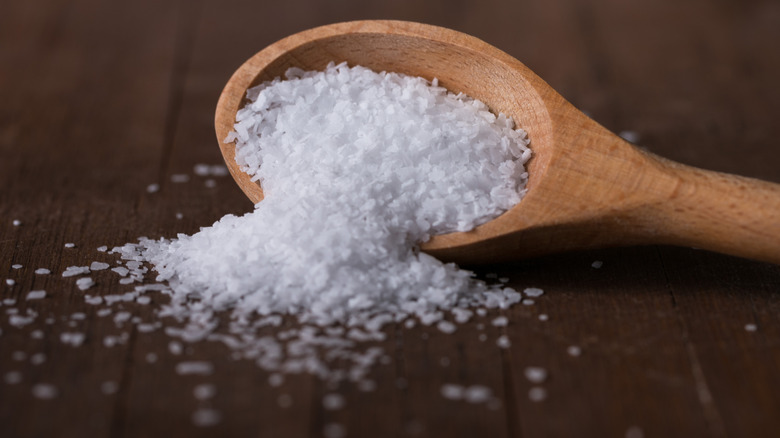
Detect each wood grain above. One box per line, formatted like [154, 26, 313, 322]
[2, 0, 780, 437]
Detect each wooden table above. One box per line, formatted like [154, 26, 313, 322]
[2, 0, 779, 437]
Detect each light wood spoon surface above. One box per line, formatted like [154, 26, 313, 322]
[215, 20, 780, 265]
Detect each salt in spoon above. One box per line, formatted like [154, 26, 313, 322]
[215, 20, 780, 265]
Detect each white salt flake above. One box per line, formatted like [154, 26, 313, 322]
[61, 332, 85, 347]
[524, 288, 544, 298]
[76, 277, 95, 290]
[175, 361, 214, 376]
[12, 264, 23, 269]
[26, 290, 46, 300]
[437, 320, 456, 334]
[191, 408, 222, 427]
[528, 386, 547, 402]
[146, 183, 160, 193]
[496, 335, 511, 349]
[62, 266, 90, 277]
[5, 279, 14, 286]
[32, 383, 58, 399]
[34, 268, 51, 275]
[90, 262, 110, 271]
[4, 371, 22, 384]
[538, 314, 549, 321]
[171, 174, 190, 183]
[12, 219, 21, 226]
[193, 384, 217, 400]
[591, 260, 603, 269]
[491, 316, 508, 327]
[745, 323, 757, 332]
[567, 345, 582, 357]
[30, 353, 46, 365]
[101, 381, 119, 395]
[97, 246, 108, 252]
[323, 393, 345, 410]
[64, 243, 76, 248]
[524, 366, 548, 383]
[441, 383, 464, 400]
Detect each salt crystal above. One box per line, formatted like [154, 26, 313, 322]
[111, 267, 129, 276]
[193, 383, 216, 400]
[491, 316, 508, 327]
[538, 314, 549, 321]
[591, 260, 603, 269]
[9, 314, 34, 327]
[12, 264, 22, 269]
[146, 183, 160, 193]
[323, 393, 345, 410]
[567, 345, 582, 357]
[496, 335, 511, 349]
[5, 279, 14, 286]
[97, 246, 108, 252]
[62, 266, 90, 277]
[524, 288, 544, 298]
[323, 423, 346, 438]
[26, 290, 46, 300]
[90, 262, 110, 271]
[171, 174, 190, 183]
[441, 383, 464, 400]
[522, 299, 535, 306]
[528, 386, 547, 402]
[101, 381, 119, 394]
[12, 219, 21, 226]
[176, 361, 213, 376]
[96, 308, 112, 317]
[268, 373, 284, 387]
[30, 353, 46, 365]
[70, 312, 86, 320]
[204, 179, 217, 188]
[175, 213, 183, 220]
[464, 385, 493, 403]
[524, 366, 548, 383]
[625, 426, 644, 438]
[34, 268, 50, 275]
[193, 164, 210, 176]
[745, 323, 757, 332]
[64, 243, 76, 248]
[4, 371, 22, 384]
[437, 320, 456, 334]
[30, 330, 44, 339]
[168, 341, 183, 355]
[61, 332, 85, 346]
[191, 408, 221, 427]
[32, 383, 58, 399]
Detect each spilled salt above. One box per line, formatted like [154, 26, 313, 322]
[101, 63, 534, 385]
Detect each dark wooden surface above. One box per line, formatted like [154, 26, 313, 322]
[2, 0, 780, 437]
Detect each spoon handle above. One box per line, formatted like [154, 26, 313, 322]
[634, 153, 780, 264]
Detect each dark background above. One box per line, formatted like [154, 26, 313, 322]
[2, 0, 780, 437]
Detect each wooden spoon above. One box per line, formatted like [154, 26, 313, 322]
[215, 20, 780, 265]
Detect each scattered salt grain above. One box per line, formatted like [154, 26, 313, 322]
[101, 381, 119, 395]
[491, 316, 508, 327]
[496, 335, 511, 349]
[146, 183, 160, 193]
[12, 264, 22, 269]
[34, 268, 50, 275]
[168, 341, 183, 355]
[522, 299, 535, 306]
[323, 423, 346, 438]
[191, 408, 222, 427]
[591, 260, 603, 269]
[12, 351, 27, 361]
[76, 277, 95, 290]
[745, 323, 757, 332]
[464, 385, 493, 403]
[524, 366, 548, 383]
[30, 330, 44, 339]
[524, 288, 544, 298]
[323, 393, 345, 410]
[12, 219, 21, 226]
[193, 384, 216, 400]
[5, 279, 14, 286]
[171, 174, 190, 183]
[4, 371, 22, 384]
[97, 246, 108, 252]
[64, 243, 76, 248]
[136, 296, 152, 305]
[9, 314, 35, 327]
[111, 266, 129, 276]
[26, 290, 46, 300]
[268, 373, 284, 387]
[625, 426, 644, 438]
[437, 321, 456, 334]
[204, 179, 217, 188]
[90, 262, 110, 271]
[176, 361, 214, 376]
[175, 213, 183, 220]
[538, 314, 549, 321]
[32, 383, 58, 399]
[30, 353, 46, 365]
[441, 384, 465, 400]
[567, 345, 582, 357]
[528, 386, 547, 402]
[62, 266, 90, 277]
[61, 332, 85, 347]
[146, 353, 158, 363]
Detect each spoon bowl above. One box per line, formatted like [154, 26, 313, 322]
[216, 20, 780, 265]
